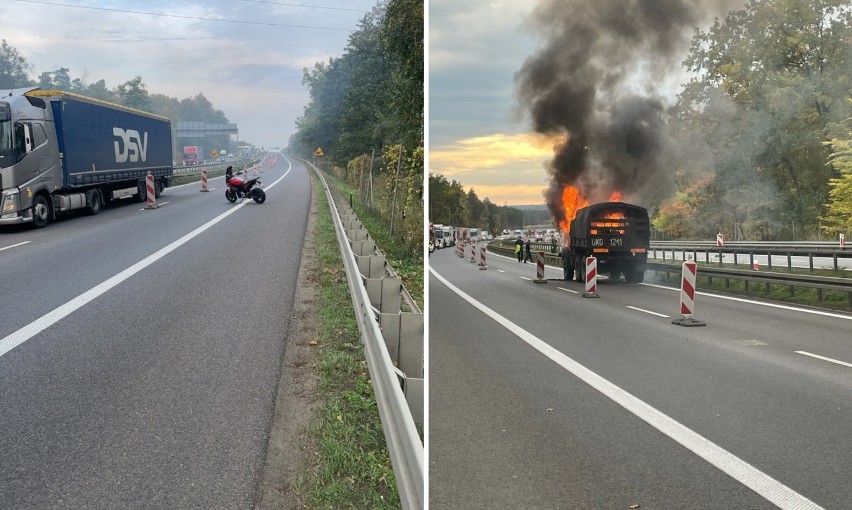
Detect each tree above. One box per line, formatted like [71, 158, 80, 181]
[676, 0, 852, 239]
[822, 108, 852, 234]
[382, 0, 424, 148]
[37, 67, 72, 90]
[115, 76, 151, 111]
[0, 39, 34, 89]
[336, 5, 394, 164]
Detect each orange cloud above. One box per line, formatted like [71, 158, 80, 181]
[429, 132, 561, 176]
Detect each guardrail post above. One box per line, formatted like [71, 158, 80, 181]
[346, 229, 368, 242]
[357, 255, 386, 279]
[351, 240, 377, 256]
[404, 377, 424, 425]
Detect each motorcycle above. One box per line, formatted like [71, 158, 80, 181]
[225, 172, 266, 204]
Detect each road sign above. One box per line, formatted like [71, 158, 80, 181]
[211, 149, 219, 158]
[315, 147, 324, 157]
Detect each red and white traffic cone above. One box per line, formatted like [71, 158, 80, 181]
[716, 232, 724, 247]
[469, 242, 477, 263]
[534, 251, 547, 283]
[753, 261, 759, 271]
[478, 245, 488, 270]
[144, 172, 159, 209]
[841, 233, 846, 247]
[672, 260, 705, 326]
[582, 256, 598, 297]
[200, 168, 209, 192]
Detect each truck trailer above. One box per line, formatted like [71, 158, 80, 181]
[0, 88, 173, 228]
[565, 201, 650, 283]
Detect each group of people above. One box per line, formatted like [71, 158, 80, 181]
[514, 237, 533, 263]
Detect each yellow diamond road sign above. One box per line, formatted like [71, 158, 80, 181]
[314, 147, 324, 157]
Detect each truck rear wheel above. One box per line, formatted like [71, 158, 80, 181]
[575, 256, 584, 283]
[86, 189, 102, 215]
[135, 180, 147, 202]
[624, 265, 645, 283]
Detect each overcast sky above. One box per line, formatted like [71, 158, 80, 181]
[428, 0, 740, 206]
[1, 0, 376, 148]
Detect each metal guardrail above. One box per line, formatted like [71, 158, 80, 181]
[303, 158, 424, 510]
[648, 241, 852, 272]
[487, 239, 852, 308]
[647, 262, 852, 309]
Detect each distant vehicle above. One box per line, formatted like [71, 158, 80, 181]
[513, 229, 522, 237]
[433, 223, 445, 248]
[182, 145, 202, 165]
[441, 225, 455, 247]
[0, 88, 173, 228]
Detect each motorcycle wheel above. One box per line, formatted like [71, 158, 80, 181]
[225, 189, 237, 203]
[251, 188, 266, 204]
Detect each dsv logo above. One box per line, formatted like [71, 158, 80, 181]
[113, 128, 148, 163]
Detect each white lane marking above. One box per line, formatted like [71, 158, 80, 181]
[497, 270, 506, 273]
[558, 287, 579, 294]
[626, 305, 670, 318]
[642, 282, 852, 321]
[431, 267, 824, 510]
[0, 241, 30, 253]
[520, 277, 531, 281]
[0, 159, 293, 359]
[795, 351, 852, 369]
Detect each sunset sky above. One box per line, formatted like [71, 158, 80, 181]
[428, 0, 547, 206]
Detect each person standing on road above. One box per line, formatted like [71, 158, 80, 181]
[515, 236, 523, 262]
[524, 238, 533, 263]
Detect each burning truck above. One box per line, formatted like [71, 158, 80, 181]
[562, 201, 650, 283]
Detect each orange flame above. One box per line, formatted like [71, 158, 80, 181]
[559, 185, 589, 234]
[559, 186, 625, 239]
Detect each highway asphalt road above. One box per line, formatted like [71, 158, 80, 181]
[429, 246, 852, 509]
[0, 154, 310, 508]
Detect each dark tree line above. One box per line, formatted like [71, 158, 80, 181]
[291, 0, 424, 253]
[290, 0, 423, 164]
[429, 174, 537, 235]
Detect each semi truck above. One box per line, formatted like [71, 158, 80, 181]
[564, 201, 650, 283]
[182, 145, 202, 165]
[0, 88, 173, 228]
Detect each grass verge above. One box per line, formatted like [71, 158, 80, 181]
[303, 175, 400, 509]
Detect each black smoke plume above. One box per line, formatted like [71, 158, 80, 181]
[515, 0, 726, 230]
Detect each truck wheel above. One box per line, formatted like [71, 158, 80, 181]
[86, 189, 102, 215]
[31, 195, 50, 229]
[632, 269, 645, 283]
[135, 180, 147, 202]
[575, 257, 584, 283]
[155, 179, 163, 198]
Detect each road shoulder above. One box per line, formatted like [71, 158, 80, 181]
[254, 171, 321, 510]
